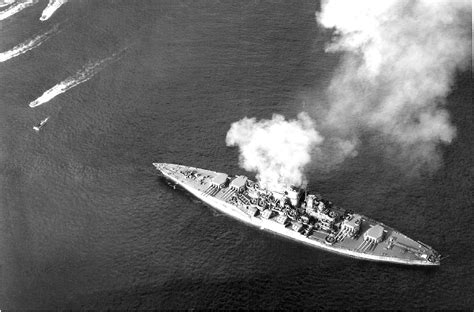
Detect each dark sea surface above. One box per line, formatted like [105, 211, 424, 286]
[0, 1, 472, 309]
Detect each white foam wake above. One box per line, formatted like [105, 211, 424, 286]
[0, 0, 38, 21]
[29, 54, 121, 108]
[0, 25, 58, 63]
[40, 0, 67, 21]
[0, 0, 15, 8]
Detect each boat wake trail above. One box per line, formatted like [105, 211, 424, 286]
[0, 24, 59, 63]
[0, 0, 38, 21]
[0, 0, 15, 8]
[29, 51, 125, 108]
[40, 0, 67, 21]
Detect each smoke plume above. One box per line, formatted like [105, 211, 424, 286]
[227, 0, 471, 188]
[226, 113, 323, 189]
[317, 0, 471, 168]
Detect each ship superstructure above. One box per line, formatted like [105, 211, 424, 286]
[154, 163, 441, 266]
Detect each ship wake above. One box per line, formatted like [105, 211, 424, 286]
[0, 24, 59, 63]
[40, 0, 67, 21]
[0, 0, 38, 21]
[29, 52, 124, 108]
[0, 0, 15, 8]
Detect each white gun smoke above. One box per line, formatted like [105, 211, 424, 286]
[226, 113, 322, 190]
[227, 0, 471, 188]
[317, 0, 471, 169]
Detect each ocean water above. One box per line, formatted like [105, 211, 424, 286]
[0, 1, 473, 309]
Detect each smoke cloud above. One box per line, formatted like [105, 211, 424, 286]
[226, 113, 323, 189]
[227, 0, 471, 188]
[317, 0, 471, 168]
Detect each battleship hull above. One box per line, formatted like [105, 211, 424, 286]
[154, 163, 441, 266]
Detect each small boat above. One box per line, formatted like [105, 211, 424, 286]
[33, 116, 50, 132]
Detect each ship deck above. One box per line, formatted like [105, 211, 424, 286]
[154, 163, 440, 266]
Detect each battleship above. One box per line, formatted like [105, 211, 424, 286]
[154, 163, 441, 266]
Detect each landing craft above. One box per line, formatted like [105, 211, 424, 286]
[154, 163, 441, 266]
[33, 116, 49, 132]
